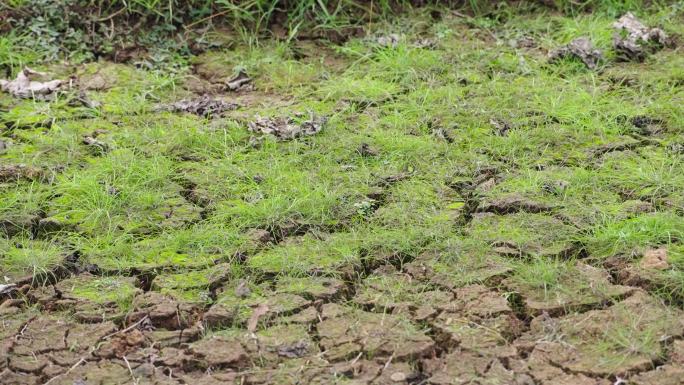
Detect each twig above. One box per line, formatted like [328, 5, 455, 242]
[183, 9, 231, 30]
[44, 357, 86, 385]
[123, 356, 139, 385]
[96, 7, 127, 22]
[101, 315, 149, 341]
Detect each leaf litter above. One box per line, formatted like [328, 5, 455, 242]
[613, 12, 670, 61]
[155, 95, 239, 117]
[248, 113, 328, 140]
[548, 37, 603, 69]
[0, 68, 62, 99]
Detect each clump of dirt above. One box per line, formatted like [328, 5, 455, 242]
[126, 291, 200, 330]
[275, 275, 347, 301]
[548, 37, 603, 69]
[156, 95, 239, 118]
[248, 113, 327, 140]
[0, 164, 44, 182]
[188, 335, 250, 369]
[423, 350, 532, 385]
[0, 68, 62, 99]
[613, 12, 670, 61]
[609, 248, 683, 302]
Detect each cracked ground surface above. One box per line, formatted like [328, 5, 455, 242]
[2, 6, 684, 385]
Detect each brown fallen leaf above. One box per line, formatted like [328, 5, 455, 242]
[248, 113, 327, 140]
[613, 12, 669, 61]
[247, 303, 269, 333]
[548, 37, 603, 69]
[227, 70, 251, 91]
[155, 95, 238, 118]
[0, 68, 62, 99]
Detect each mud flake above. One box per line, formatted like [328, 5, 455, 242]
[404, 252, 513, 291]
[0, 371, 41, 385]
[516, 291, 684, 376]
[548, 37, 603, 69]
[11, 316, 68, 355]
[422, 351, 519, 385]
[49, 361, 130, 385]
[189, 335, 249, 369]
[205, 281, 310, 329]
[145, 324, 202, 348]
[629, 365, 684, 385]
[94, 329, 146, 358]
[317, 308, 435, 362]
[248, 323, 318, 363]
[0, 68, 62, 99]
[275, 275, 347, 301]
[613, 12, 669, 61]
[151, 263, 232, 294]
[468, 213, 579, 258]
[248, 113, 327, 140]
[127, 291, 200, 330]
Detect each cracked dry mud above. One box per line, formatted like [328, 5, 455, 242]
[1, 6, 684, 385]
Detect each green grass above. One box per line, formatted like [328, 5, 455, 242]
[1, 2, 684, 378]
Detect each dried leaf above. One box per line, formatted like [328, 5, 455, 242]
[248, 114, 327, 140]
[613, 12, 669, 61]
[227, 70, 252, 91]
[0, 283, 17, 295]
[548, 37, 603, 69]
[0, 68, 62, 99]
[247, 303, 269, 333]
[156, 95, 238, 117]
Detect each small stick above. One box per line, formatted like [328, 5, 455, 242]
[101, 315, 149, 341]
[44, 357, 86, 385]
